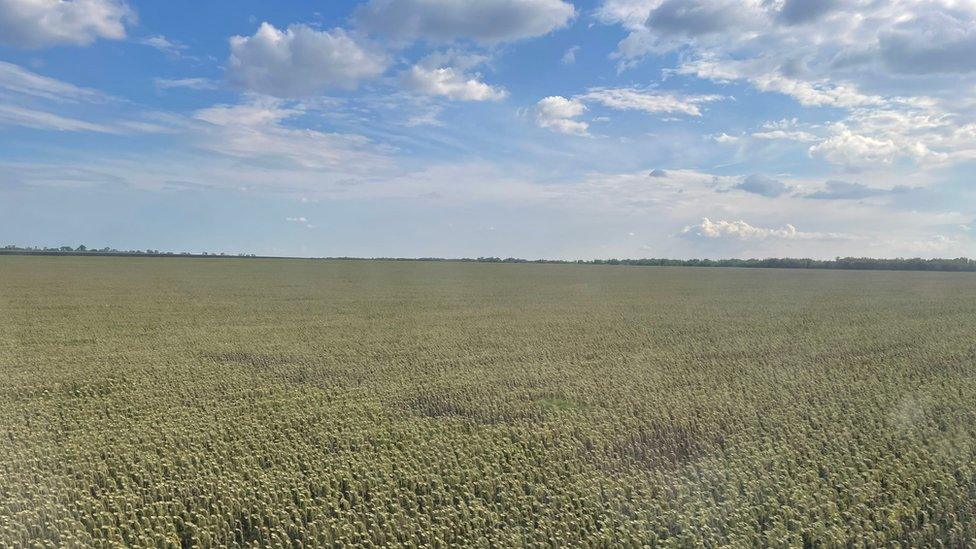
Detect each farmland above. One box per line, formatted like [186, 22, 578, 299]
[1, 257, 975, 547]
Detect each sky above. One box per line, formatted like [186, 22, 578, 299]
[1, 0, 975, 259]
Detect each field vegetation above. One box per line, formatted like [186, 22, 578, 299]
[1, 257, 975, 547]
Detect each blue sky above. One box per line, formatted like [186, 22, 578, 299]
[1, 0, 975, 259]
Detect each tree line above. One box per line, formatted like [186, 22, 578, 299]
[4, 245, 976, 272]
[1, 245, 256, 258]
[327, 256, 976, 272]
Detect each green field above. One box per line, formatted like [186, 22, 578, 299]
[2, 257, 975, 547]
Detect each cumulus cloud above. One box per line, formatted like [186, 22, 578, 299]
[400, 66, 507, 101]
[579, 87, 723, 116]
[775, 0, 838, 25]
[598, 0, 976, 171]
[646, 0, 759, 38]
[533, 95, 589, 135]
[598, 0, 761, 62]
[0, 0, 133, 48]
[228, 23, 388, 97]
[681, 218, 845, 241]
[809, 128, 901, 167]
[879, 10, 976, 75]
[602, 0, 976, 80]
[734, 174, 790, 197]
[355, 0, 576, 44]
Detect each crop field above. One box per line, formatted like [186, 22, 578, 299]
[1, 257, 975, 547]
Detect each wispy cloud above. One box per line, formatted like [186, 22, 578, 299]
[153, 77, 218, 91]
[579, 87, 724, 117]
[286, 216, 315, 228]
[0, 61, 180, 134]
[138, 35, 188, 57]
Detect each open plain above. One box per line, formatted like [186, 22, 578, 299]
[2, 257, 975, 547]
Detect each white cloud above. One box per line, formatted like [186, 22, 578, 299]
[538, 118, 589, 136]
[682, 218, 846, 241]
[750, 74, 883, 109]
[533, 96, 589, 135]
[355, 0, 576, 44]
[809, 128, 901, 167]
[752, 119, 818, 142]
[139, 35, 187, 57]
[0, 103, 121, 133]
[228, 23, 388, 97]
[400, 66, 507, 101]
[192, 97, 392, 171]
[0, 61, 178, 134]
[597, 0, 762, 66]
[752, 130, 818, 142]
[595, 1, 976, 171]
[154, 77, 218, 91]
[561, 45, 580, 65]
[0, 0, 133, 48]
[579, 87, 723, 116]
[0, 103, 173, 134]
[600, 0, 976, 82]
[596, 0, 658, 28]
[403, 104, 445, 127]
[807, 120, 950, 168]
[531, 87, 723, 135]
[0, 61, 104, 102]
[678, 59, 884, 109]
[537, 95, 585, 120]
[286, 216, 315, 228]
[401, 51, 505, 101]
[711, 132, 739, 144]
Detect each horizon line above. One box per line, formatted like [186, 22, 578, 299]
[3, 247, 976, 273]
